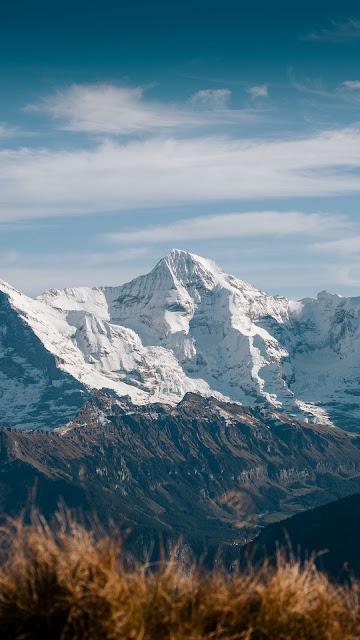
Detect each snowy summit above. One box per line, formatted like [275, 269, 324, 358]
[0, 249, 359, 430]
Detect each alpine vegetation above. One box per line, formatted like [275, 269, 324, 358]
[1, 514, 360, 640]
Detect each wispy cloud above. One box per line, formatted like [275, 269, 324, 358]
[105, 211, 348, 245]
[84, 247, 148, 266]
[289, 69, 360, 105]
[25, 83, 252, 135]
[342, 80, 360, 89]
[310, 236, 360, 255]
[26, 83, 197, 134]
[189, 89, 231, 108]
[288, 68, 332, 97]
[0, 122, 19, 137]
[331, 265, 360, 287]
[246, 85, 268, 99]
[1, 127, 360, 222]
[302, 19, 360, 43]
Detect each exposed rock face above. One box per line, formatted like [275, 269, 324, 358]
[1, 392, 360, 551]
[0, 249, 360, 429]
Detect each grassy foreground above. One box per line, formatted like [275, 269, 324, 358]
[0, 516, 359, 640]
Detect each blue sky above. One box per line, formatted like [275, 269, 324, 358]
[1, 0, 360, 298]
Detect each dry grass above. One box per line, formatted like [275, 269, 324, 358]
[0, 515, 359, 640]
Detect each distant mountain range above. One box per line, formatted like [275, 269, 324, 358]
[0, 392, 360, 554]
[0, 249, 360, 431]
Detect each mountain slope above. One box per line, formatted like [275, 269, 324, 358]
[246, 492, 360, 581]
[0, 249, 360, 429]
[1, 392, 360, 551]
[39, 249, 295, 411]
[0, 284, 88, 429]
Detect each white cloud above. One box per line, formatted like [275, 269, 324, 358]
[290, 70, 360, 104]
[302, 19, 360, 43]
[310, 236, 360, 255]
[26, 83, 195, 134]
[84, 247, 148, 266]
[189, 89, 231, 109]
[288, 69, 332, 98]
[322, 264, 360, 288]
[246, 85, 268, 99]
[1, 127, 360, 221]
[25, 83, 251, 135]
[289, 70, 360, 106]
[343, 80, 360, 90]
[105, 211, 347, 244]
[0, 122, 19, 137]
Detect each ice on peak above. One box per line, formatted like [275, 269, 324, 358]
[164, 248, 224, 275]
[156, 249, 267, 305]
[154, 248, 225, 291]
[2, 251, 360, 431]
[0, 278, 23, 297]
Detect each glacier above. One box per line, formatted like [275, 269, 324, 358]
[0, 248, 359, 430]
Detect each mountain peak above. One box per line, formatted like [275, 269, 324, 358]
[317, 290, 342, 301]
[166, 248, 191, 260]
[155, 248, 226, 290]
[2, 251, 358, 432]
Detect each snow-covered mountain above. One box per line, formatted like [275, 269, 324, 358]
[0, 249, 359, 430]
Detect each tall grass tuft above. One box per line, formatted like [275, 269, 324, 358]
[0, 513, 359, 639]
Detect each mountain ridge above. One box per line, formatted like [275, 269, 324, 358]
[0, 249, 359, 430]
[1, 391, 360, 552]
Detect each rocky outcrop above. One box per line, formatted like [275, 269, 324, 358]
[0, 392, 360, 552]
